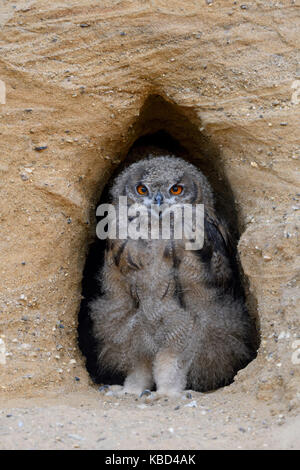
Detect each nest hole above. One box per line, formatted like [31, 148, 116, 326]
[78, 95, 260, 388]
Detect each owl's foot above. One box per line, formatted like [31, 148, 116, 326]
[139, 389, 186, 401]
[140, 389, 152, 398]
[99, 384, 149, 397]
[98, 384, 123, 395]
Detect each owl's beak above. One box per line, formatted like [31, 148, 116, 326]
[153, 192, 163, 206]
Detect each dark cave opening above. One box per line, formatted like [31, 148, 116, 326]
[78, 96, 259, 389]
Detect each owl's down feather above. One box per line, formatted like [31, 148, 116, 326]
[89, 155, 257, 397]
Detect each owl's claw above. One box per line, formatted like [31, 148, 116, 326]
[139, 390, 181, 401]
[140, 389, 152, 398]
[98, 384, 124, 396]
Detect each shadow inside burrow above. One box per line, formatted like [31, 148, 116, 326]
[77, 95, 260, 388]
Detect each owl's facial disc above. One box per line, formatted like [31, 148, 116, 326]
[124, 162, 202, 208]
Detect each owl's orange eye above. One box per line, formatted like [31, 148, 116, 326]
[170, 184, 183, 195]
[136, 184, 148, 195]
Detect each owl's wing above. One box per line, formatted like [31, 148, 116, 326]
[196, 209, 243, 297]
[204, 210, 234, 258]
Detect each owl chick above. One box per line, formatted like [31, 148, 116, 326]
[89, 154, 257, 397]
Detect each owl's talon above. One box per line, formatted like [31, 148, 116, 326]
[140, 389, 152, 398]
[98, 384, 124, 396]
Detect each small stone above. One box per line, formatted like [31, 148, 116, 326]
[68, 434, 84, 441]
[34, 145, 48, 151]
[80, 23, 90, 28]
[280, 122, 288, 126]
[250, 161, 258, 168]
[184, 400, 197, 408]
[277, 415, 285, 425]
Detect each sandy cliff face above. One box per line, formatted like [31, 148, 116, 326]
[0, 0, 299, 416]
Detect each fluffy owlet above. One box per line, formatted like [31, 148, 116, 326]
[89, 154, 257, 397]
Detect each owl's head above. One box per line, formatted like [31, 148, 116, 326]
[110, 155, 214, 209]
